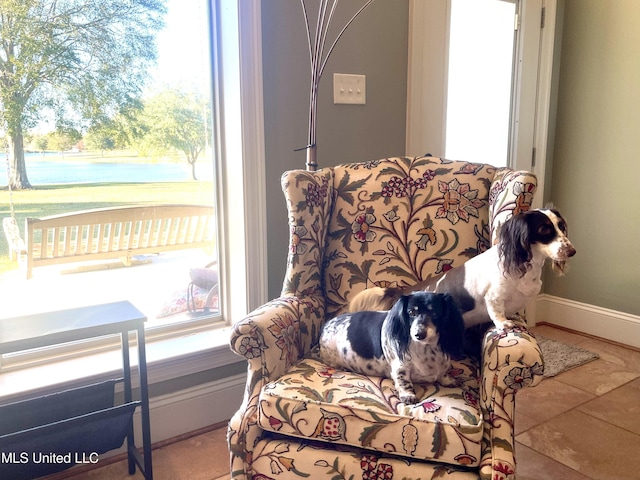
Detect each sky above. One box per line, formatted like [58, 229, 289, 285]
[146, 0, 212, 95]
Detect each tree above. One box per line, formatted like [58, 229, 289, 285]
[139, 89, 210, 180]
[85, 100, 147, 154]
[31, 134, 49, 153]
[83, 127, 116, 155]
[0, 0, 166, 189]
[47, 128, 81, 153]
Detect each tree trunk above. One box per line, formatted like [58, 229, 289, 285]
[8, 128, 32, 190]
[189, 157, 198, 181]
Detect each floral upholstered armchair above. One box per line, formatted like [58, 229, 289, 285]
[228, 156, 544, 480]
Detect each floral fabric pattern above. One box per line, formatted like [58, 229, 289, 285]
[323, 157, 516, 317]
[250, 437, 480, 480]
[258, 357, 482, 466]
[228, 157, 543, 480]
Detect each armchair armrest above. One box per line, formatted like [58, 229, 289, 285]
[479, 322, 544, 480]
[228, 294, 325, 479]
[488, 168, 538, 243]
[229, 294, 325, 382]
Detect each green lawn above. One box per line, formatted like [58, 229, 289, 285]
[0, 181, 215, 273]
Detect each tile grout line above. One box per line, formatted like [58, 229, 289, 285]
[515, 439, 597, 480]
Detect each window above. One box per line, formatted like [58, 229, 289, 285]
[0, 0, 266, 371]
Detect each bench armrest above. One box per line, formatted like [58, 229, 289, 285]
[479, 322, 543, 479]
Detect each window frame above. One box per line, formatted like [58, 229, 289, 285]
[214, 0, 268, 324]
[0, 0, 267, 373]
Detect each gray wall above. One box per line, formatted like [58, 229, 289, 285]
[261, 1, 410, 299]
[544, 0, 640, 316]
[262, 0, 640, 315]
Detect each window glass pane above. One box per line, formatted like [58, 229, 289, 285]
[0, 0, 221, 347]
[445, 0, 517, 166]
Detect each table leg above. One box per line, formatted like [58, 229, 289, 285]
[121, 330, 136, 475]
[137, 325, 153, 479]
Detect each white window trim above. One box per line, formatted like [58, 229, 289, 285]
[215, 0, 268, 323]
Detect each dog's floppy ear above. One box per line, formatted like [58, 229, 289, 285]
[383, 294, 412, 360]
[498, 213, 532, 277]
[436, 293, 465, 358]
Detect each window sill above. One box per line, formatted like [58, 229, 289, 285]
[0, 326, 241, 405]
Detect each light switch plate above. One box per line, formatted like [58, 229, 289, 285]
[333, 73, 366, 105]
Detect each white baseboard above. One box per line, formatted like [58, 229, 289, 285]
[107, 372, 246, 458]
[142, 372, 247, 443]
[535, 294, 640, 349]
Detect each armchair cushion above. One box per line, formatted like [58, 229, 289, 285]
[250, 436, 480, 479]
[258, 356, 483, 466]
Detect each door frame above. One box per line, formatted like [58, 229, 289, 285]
[406, 0, 557, 207]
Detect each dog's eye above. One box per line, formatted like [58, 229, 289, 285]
[558, 221, 567, 233]
[408, 307, 419, 317]
[538, 225, 552, 235]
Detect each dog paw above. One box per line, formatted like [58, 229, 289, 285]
[439, 374, 457, 387]
[494, 318, 516, 330]
[399, 392, 418, 404]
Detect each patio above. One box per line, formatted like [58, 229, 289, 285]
[0, 250, 217, 325]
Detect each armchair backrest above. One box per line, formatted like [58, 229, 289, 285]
[281, 156, 537, 318]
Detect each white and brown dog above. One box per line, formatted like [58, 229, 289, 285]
[349, 208, 576, 331]
[319, 291, 465, 404]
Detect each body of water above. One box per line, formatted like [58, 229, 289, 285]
[3, 153, 213, 185]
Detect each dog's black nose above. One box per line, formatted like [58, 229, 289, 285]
[415, 332, 426, 341]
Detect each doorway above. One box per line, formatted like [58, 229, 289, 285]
[407, 0, 553, 174]
[445, 0, 517, 166]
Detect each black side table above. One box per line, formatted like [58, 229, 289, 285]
[0, 301, 153, 479]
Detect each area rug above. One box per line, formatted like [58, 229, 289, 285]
[537, 335, 599, 378]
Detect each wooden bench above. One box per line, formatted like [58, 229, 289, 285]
[24, 204, 214, 279]
[3, 216, 26, 262]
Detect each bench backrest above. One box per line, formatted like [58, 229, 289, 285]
[25, 204, 214, 278]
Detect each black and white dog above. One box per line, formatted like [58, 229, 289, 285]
[319, 292, 465, 404]
[349, 208, 576, 331]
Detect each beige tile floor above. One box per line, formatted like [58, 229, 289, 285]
[44, 426, 230, 480]
[46, 325, 640, 480]
[516, 325, 640, 480]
